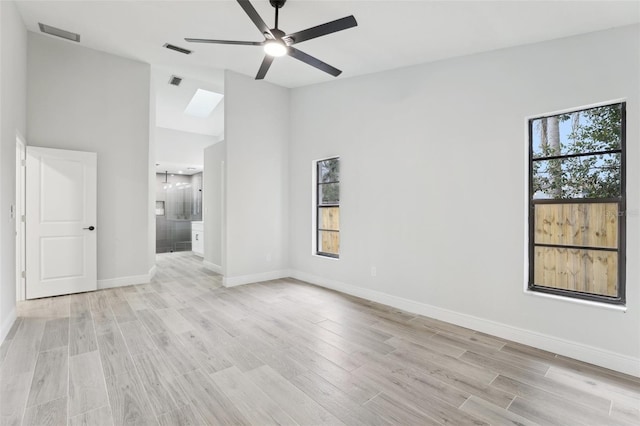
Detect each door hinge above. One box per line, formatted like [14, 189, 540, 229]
[21, 215, 25, 222]
[21, 271, 25, 279]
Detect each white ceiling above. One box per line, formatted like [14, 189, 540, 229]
[14, 1, 640, 89]
[155, 164, 203, 176]
[155, 126, 220, 174]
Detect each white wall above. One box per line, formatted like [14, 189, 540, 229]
[27, 33, 153, 287]
[156, 126, 219, 167]
[223, 71, 289, 286]
[203, 140, 226, 272]
[289, 25, 640, 375]
[0, 1, 27, 341]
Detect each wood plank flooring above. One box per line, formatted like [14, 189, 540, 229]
[1, 252, 639, 425]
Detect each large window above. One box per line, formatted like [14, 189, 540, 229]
[529, 102, 625, 304]
[316, 157, 340, 258]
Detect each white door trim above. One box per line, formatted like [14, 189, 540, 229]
[15, 134, 26, 302]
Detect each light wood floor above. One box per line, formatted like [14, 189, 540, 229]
[1, 252, 639, 426]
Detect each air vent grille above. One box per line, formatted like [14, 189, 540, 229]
[163, 43, 192, 55]
[169, 76, 183, 86]
[39, 23, 80, 42]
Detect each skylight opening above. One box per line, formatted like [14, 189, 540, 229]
[184, 89, 223, 118]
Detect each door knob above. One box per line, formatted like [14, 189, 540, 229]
[83, 226, 95, 231]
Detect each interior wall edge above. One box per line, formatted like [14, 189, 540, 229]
[0, 308, 17, 344]
[202, 260, 222, 274]
[289, 269, 640, 378]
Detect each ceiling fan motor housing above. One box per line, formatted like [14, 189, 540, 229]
[266, 28, 286, 41]
[269, 0, 286, 8]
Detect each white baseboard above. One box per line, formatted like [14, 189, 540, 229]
[202, 260, 222, 274]
[223, 270, 290, 288]
[289, 270, 640, 378]
[98, 271, 151, 290]
[148, 265, 157, 280]
[0, 308, 17, 344]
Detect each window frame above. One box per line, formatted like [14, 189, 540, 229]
[315, 157, 340, 258]
[527, 102, 626, 305]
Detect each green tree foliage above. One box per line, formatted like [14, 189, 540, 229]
[533, 104, 622, 199]
[319, 159, 340, 204]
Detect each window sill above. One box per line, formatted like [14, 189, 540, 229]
[313, 253, 340, 261]
[524, 289, 627, 312]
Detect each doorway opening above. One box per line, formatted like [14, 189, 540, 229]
[152, 67, 224, 265]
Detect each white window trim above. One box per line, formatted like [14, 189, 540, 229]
[523, 289, 627, 312]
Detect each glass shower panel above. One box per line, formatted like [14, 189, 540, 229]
[166, 183, 192, 220]
[156, 173, 198, 253]
[191, 173, 203, 221]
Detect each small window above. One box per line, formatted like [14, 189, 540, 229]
[316, 157, 340, 258]
[528, 102, 625, 304]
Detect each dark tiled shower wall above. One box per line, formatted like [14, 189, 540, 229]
[156, 172, 203, 253]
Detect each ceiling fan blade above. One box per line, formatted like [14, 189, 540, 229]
[288, 47, 341, 77]
[237, 0, 273, 38]
[185, 38, 263, 46]
[286, 15, 357, 45]
[255, 55, 275, 80]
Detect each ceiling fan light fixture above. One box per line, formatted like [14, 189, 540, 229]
[264, 40, 287, 57]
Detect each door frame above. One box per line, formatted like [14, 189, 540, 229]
[15, 134, 26, 302]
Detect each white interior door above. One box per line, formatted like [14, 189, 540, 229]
[26, 146, 97, 299]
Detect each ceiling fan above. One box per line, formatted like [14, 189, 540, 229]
[185, 0, 357, 80]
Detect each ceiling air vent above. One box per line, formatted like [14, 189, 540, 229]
[163, 43, 192, 55]
[38, 23, 80, 42]
[169, 76, 183, 86]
